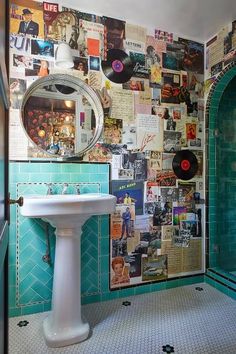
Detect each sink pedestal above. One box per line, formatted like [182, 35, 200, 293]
[43, 221, 90, 348]
[20, 193, 116, 348]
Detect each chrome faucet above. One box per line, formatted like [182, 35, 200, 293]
[75, 184, 81, 195]
[46, 183, 54, 195]
[62, 183, 69, 194]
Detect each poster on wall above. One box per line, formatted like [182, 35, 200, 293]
[10, 0, 44, 38]
[178, 38, 204, 74]
[103, 16, 126, 57]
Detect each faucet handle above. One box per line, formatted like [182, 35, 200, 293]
[75, 184, 80, 195]
[62, 183, 69, 194]
[46, 183, 54, 195]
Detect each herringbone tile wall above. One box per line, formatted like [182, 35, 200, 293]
[9, 162, 110, 317]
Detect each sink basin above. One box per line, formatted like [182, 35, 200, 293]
[20, 193, 116, 348]
[21, 193, 116, 227]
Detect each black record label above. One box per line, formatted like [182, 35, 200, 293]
[102, 49, 134, 84]
[172, 150, 198, 180]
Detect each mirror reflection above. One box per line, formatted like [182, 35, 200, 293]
[21, 74, 103, 158]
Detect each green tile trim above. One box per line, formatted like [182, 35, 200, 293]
[207, 270, 236, 290]
[205, 273, 236, 299]
[206, 63, 236, 273]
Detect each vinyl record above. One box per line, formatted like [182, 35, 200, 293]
[172, 150, 198, 180]
[102, 49, 134, 83]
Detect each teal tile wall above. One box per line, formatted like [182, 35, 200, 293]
[9, 162, 110, 316]
[208, 66, 236, 272]
[216, 76, 236, 271]
[9, 161, 205, 317]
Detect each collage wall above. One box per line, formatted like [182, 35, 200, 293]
[205, 20, 236, 82]
[9, 0, 205, 290]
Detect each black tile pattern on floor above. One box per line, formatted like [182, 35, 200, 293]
[122, 301, 131, 306]
[17, 320, 29, 327]
[162, 344, 175, 353]
[9, 283, 236, 354]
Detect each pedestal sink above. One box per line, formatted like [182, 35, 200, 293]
[20, 193, 116, 348]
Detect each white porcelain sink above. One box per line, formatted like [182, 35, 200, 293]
[20, 193, 116, 348]
[21, 193, 116, 227]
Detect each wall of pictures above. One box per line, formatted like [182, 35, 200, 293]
[205, 20, 236, 82]
[9, 0, 205, 290]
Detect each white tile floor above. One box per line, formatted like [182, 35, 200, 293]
[9, 283, 236, 354]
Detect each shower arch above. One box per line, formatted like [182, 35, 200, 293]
[206, 61, 236, 281]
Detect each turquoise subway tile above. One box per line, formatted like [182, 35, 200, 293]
[119, 286, 135, 298]
[20, 245, 37, 262]
[100, 242, 110, 256]
[227, 288, 236, 300]
[100, 182, 109, 193]
[208, 170, 216, 178]
[40, 163, 62, 173]
[205, 276, 216, 288]
[101, 291, 119, 301]
[19, 259, 35, 280]
[31, 281, 52, 301]
[8, 244, 16, 266]
[21, 303, 44, 316]
[100, 237, 109, 253]
[50, 173, 71, 182]
[166, 279, 180, 289]
[20, 163, 41, 173]
[19, 274, 37, 296]
[70, 174, 90, 182]
[209, 107, 218, 116]
[81, 184, 100, 193]
[98, 164, 110, 173]
[9, 265, 16, 287]
[81, 294, 101, 305]
[191, 275, 204, 283]
[30, 265, 52, 284]
[29, 173, 51, 183]
[19, 287, 39, 305]
[9, 182, 17, 194]
[12, 173, 30, 183]
[9, 225, 16, 242]
[82, 282, 98, 295]
[82, 255, 98, 272]
[80, 164, 99, 174]
[100, 255, 109, 274]
[214, 281, 229, 296]
[89, 173, 107, 182]
[61, 163, 80, 173]
[43, 301, 52, 312]
[8, 286, 16, 308]
[207, 271, 236, 290]
[209, 98, 220, 108]
[9, 163, 20, 176]
[211, 92, 222, 101]
[209, 257, 217, 268]
[100, 218, 109, 237]
[45, 278, 53, 290]
[134, 284, 151, 295]
[178, 277, 194, 287]
[9, 208, 17, 224]
[9, 308, 22, 318]
[100, 273, 109, 291]
[150, 281, 166, 292]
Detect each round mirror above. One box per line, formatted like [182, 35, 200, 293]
[21, 74, 104, 158]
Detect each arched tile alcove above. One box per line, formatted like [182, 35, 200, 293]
[206, 61, 236, 291]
